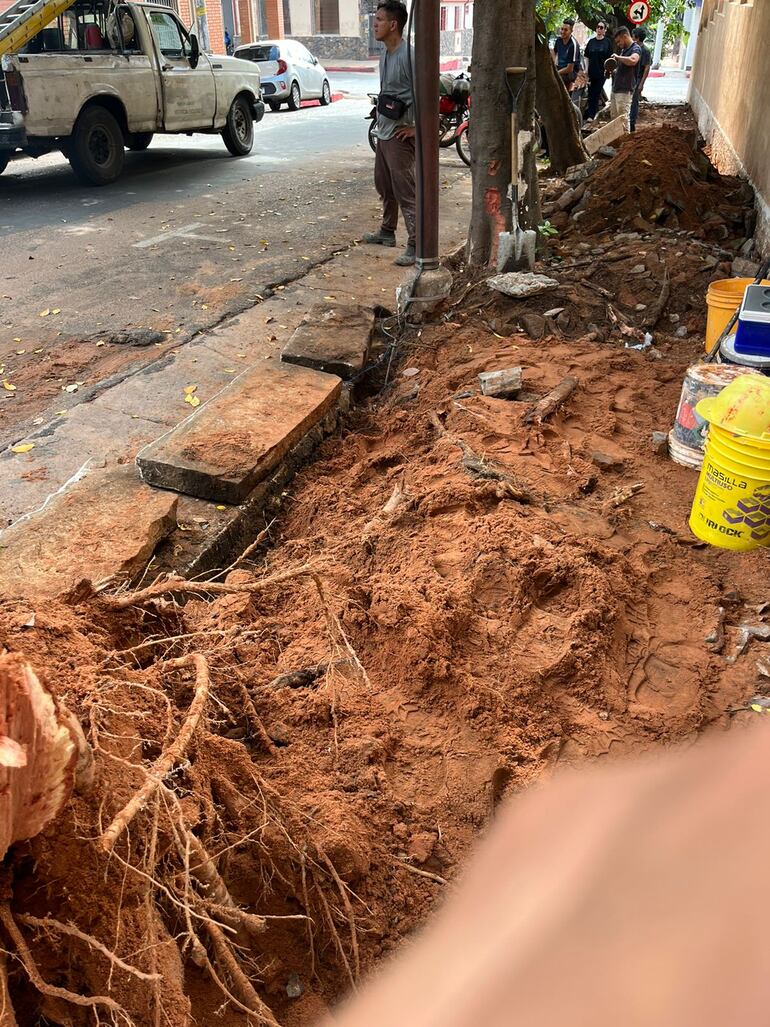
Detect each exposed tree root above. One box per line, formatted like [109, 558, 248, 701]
[0, 904, 129, 1020]
[101, 654, 210, 852]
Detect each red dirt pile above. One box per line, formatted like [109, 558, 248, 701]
[1, 288, 768, 1024]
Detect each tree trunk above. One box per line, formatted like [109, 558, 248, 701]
[467, 0, 535, 267]
[534, 16, 587, 176]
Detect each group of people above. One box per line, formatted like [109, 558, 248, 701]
[364, 6, 655, 267]
[554, 18, 652, 132]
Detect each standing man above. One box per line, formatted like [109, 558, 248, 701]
[630, 26, 652, 132]
[553, 18, 582, 105]
[363, 0, 416, 268]
[584, 21, 613, 122]
[609, 25, 641, 130]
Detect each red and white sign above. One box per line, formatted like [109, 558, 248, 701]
[627, 1, 651, 23]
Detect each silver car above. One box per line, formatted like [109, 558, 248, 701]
[233, 40, 332, 112]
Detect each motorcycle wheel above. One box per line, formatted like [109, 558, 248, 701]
[368, 119, 377, 153]
[456, 125, 470, 167]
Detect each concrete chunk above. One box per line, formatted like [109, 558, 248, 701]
[585, 115, 627, 156]
[137, 360, 341, 504]
[0, 466, 178, 600]
[282, 303, 375, 379]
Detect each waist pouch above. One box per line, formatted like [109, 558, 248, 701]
[377, 93, 409, 120]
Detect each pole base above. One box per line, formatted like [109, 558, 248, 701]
[397, 265, 453, 318]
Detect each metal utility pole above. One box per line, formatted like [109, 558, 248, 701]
[413, 0, 440, 270]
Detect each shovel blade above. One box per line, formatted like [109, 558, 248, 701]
[497, 228, 536, 273]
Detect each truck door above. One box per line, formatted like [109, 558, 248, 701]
[145, 9, 215, 131]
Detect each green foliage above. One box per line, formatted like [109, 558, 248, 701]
[536, 0, 687, 32]
[538, 220, 559, 237]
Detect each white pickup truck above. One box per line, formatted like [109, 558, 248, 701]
[0, 0, 265, 183]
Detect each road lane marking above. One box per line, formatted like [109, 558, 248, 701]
[133, 223, 231, 248]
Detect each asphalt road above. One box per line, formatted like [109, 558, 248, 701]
[0, 70, 468, 440]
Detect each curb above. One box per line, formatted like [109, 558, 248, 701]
[299, 91, 344, 107]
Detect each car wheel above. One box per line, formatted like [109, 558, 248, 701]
[268, 100, 281, 112]
[126, 131, 153, 151]
[287, 81, 301, 111]
[368, 119, 377, 153]
[319, 79, 332, 106]
[68, 105, 125, 186]
[0, 155, 7, 175]
[221, 94, 254, 156]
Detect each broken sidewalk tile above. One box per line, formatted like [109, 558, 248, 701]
[487, 273, 559, 299]
[136, 360, 342, 505]
[281, 302, 375, 380]
[0, 466, 177, 600]
[584, 115, 628, 156]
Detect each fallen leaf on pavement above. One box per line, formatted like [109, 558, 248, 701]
[39, 309, 50, 317]
[184, 394, 200, 408]
[183, 384, 198, 395]
[2, 381, 16, 391]
[11, 442, 34, 454]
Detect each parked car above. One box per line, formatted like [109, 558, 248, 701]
[233, 40, 331, 112]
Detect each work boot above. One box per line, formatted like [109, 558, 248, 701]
[394, 245, 415, 267]
[363, 229, 396, 247]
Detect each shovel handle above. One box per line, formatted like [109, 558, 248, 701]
[505, 66, 527, 111]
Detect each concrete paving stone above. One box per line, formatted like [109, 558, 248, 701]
[96, 337, 246, 428]
[282, 303, 375, 379]
[0, 402, 162, 527]
[0, 465, 178, 600]
[585, 115, 628, 156]
[137, 360, 342, 504]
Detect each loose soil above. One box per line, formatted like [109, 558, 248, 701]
[0, 112, 768, 1026]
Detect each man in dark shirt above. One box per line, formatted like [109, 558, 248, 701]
[610, 26, 641, 130]
[553, 19, 581, 105]
[630, 26, 652, 132]
[584, 20, 613, 121]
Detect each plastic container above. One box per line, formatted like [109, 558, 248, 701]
[734, 285, 770, 357]
[689, 375, 770, 549]
[669, 362, 760, 468]
[720, 333, 770, 374]
[705, 278, 770, 354]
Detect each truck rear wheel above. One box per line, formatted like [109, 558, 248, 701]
[69, 106, 125, 185]
[126, 132, 153, 152]
[221, 95, 254, 156]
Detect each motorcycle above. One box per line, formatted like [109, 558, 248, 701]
[366, 72, 470, 167]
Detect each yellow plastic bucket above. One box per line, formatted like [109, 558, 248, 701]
[689, 375, 770, 549]
[705, 278, 770, 354]
[689, 428, 770, 550]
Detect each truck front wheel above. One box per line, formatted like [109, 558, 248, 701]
[221, 96, 254, 157]
[68, 106, 125, 186]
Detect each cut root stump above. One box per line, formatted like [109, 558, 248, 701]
[522, 376, 578, 425]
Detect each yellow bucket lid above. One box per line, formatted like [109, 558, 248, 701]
[696, 374, 770, 440]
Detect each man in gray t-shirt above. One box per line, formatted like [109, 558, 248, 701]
[363, 0, 416, 266]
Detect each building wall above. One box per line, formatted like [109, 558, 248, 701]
[690, 0, 770, 255]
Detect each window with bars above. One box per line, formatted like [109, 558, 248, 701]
[314, 0, 339, 33]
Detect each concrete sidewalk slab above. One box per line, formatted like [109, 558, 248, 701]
[137, 361, 342, 504]
[282, 303, 375, 379]
[0, 466, 178, 599]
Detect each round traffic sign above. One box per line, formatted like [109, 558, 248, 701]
[627, 1, 650, 23]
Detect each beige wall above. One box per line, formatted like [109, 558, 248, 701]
[690, 0, 770, 256]
[338, 0, 359, 37]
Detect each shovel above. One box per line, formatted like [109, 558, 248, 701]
[497, 66, 537, 273]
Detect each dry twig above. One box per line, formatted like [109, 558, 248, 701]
[391, 856, 448, 886]
[318, 851, 360, 980]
